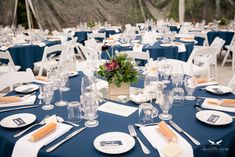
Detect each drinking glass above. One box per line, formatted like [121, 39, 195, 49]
[156, 57, 167, 81]
[184, 76, 197, 100]
[42, 85, 54, 110]
[162, 64, 172, 84]
[171, 64, 185, 105]
[159, 90, 173, 120]
[55, 71, 69, 106]
[81, 76, 99, 127]
[144, 75, 158, 104]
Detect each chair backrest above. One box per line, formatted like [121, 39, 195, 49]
[187, 47, 216, 76]
[87, 32, 106, 39]
[85, 38, 101, 55]
[210, 37, 225, 55]
[38, 44, 66, 76]
[78, 44, 98, 60]
[0, 51, 17, 72]
[0, 68, 35, 91]
[228, 73, 235, 89]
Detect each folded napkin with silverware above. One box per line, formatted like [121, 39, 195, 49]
[140, 121, 193, 157]
[11, 122, 72, 157]
[196, 77, 217, 87]
[0, 95, 36, 108]
[201, 98, 235, 113]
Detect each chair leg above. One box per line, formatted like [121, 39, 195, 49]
[221, 50, 231, 67]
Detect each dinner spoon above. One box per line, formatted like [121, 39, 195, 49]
[56, 116, 80, 127]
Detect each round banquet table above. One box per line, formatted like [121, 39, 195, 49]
[7, 41, 60, 71]
[0, 73, 235, 157]
[101, 40, 194, 62]
[207, 31, 234, 45]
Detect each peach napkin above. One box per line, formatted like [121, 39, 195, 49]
[196, 77, 208, 84]
[29, 122, 57, 142]
[158, 121, 178, 142]
[35, 76, 48, 82]
[202, 98, 235, 113]
[0, 96, 20, 104]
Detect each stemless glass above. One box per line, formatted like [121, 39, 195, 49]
[81, 76, 99, 127]
[144, 75, 158, 104]
[42, 85, 54, 110]
[162, 64, 172, 84]
[171, 64, 185, 105]
[55, 71, 69, 106]
[184, 76, 197, 100]
[159, 90, 173, 120]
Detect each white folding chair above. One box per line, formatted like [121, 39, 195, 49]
[34, 44, 66, 76]
[221, 33, 235, 68]
[0, 68, 35, 92]
[193, 37, 225, 80]
[0, 51, 21, 75]
[187, 47, 216, 77]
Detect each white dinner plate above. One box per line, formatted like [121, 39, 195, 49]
[0, 113, 36, 128]
[196, 110, 233, 126]
[160, 43, 172, 47]
[205, 85, 232, 95]
[15, 84, 39, 94]
[94, 132, 135, 154]
[68, 71, 78, 77]
[120, 43, 131, 47]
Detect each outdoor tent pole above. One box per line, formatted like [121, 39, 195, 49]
[25, 0, 32, 30]
[11, 0, 18, 29]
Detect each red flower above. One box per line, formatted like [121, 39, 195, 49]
[104, 60, 119, 71]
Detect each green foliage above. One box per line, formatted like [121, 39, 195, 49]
[97, 53, 138, 87]
[219, 17, 228, 26]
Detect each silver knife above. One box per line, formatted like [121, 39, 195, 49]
[46, 127, 86, 152]
[169, 120, 201, 145]
[0, 105, 39, 113]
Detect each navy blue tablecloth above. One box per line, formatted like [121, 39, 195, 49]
[207, 31, 234, 45]
[7, 41, 60, 71]
[0, 74, 235, 157]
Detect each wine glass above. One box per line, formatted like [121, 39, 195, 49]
[159, 90, 173, 120]
[184, 76, 197, 100]
[81, 76, 99, 127]
[42, 85, 54, 110]
[162, 63, 172, 84]
[55, 71, 69, 106]
[144, 75, 158, 104]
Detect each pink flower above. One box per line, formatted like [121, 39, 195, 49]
[104, 60, 119, 71]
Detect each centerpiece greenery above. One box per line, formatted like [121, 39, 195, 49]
[97, 47, 138, 87]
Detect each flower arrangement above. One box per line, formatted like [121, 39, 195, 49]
[97, 47, 138, 87]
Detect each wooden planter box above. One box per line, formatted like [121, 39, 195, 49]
[108, 82, 130, 97]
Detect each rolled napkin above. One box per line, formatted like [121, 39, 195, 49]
[0, 95, 36, 108]
[29, 122, 57, 142]
[11, 123, 73, 157]
[202, 98, 235, 113]
[0, 96, 20, 103]
[196, 77, 208, 84]
[158, 121, 178, 142]
[35, 76, 48, 82]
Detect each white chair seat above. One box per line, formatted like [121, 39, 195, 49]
[0, 65, 21, 75]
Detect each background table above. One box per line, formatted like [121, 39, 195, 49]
[101, 41, 194, 62]
[7, 41, 60, 71]
[207, 31, 234, 45]
[0, 73, 235, 157]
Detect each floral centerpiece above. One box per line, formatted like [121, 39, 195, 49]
[97, 46, 138, 96]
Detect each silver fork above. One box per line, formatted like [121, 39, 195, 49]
[128, 124, 150, 154]
[14, 115, 49, 137]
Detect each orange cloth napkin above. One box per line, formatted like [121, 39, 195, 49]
[35, 76, 48, 82]
[206, 98, 235, 108]
[196, 77, 208, 84]
[158, 121, 177, 142]
[30, 123, 57, 142]
[0, 96, 21, 103]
